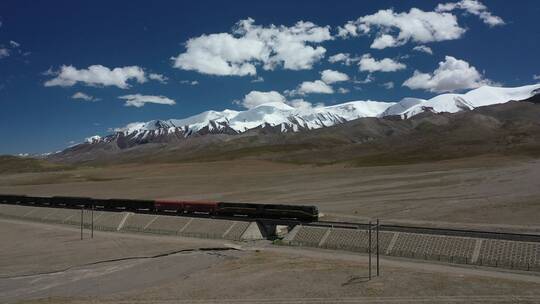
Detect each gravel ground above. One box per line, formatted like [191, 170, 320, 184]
[1, 220, 540, 304]
[1, 157, 540, 230]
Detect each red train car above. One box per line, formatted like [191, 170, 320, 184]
[154, 200, 218, 214]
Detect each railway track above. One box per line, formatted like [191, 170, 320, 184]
[311, 220, 540, 243]
[2, 200, 540, 243]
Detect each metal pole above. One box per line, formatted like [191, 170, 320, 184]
[376, 218, 380, 277]
[80, 207, 83, 240]
[91, 204, 94, 239]
[368, 221, 372, 280]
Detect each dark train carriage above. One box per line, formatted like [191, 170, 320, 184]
[182, 201, 218, 214]
[0, 194, 27, 204]
[20, 195, 52, 206]
[154, 200, 184, 212]
[216, 202, 263, 217]
[0, 193, 319, 222]
[105, 198, 155, 211]
[262, 204, 318, 221]
[51, 196, 93, 208]
[155, 200, 219, 214]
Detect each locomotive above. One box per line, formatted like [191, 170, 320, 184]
[0, 194, 319, 222]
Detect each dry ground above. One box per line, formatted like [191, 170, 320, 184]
[1, 220, 540, 304]
[1, 155, 540, 232]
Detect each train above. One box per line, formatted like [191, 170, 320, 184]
[0, 194, 319, 222]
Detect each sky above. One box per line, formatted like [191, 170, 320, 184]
[0, 0, 539, 155]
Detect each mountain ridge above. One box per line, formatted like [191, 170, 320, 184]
[59, 84, 540, 158]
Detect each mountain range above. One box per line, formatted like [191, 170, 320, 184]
[50, 84, 540, 164]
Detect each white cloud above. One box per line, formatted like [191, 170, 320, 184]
[413, 45, 433, 55]
[180, 80, 199, 85]
[337, 87, 350, 94]
[534, 75, 540, 81]
[238, 91, 323, 110]
[321, 69, 349, 84]
[382, 82, 395, 89]
[370, 34, 398, 49]
[402, 55, 490, 93]
[0, 48, 8, 59]
[42, 67, 55, 76]
[289, 98, 325, 110]
[44, 65, 147, 89]
[293, 80, 334, 95]
[336, 21, 370, 38]
[9, 40, 20, 48]
[119, 94, 176, 107]
[286, 69, 347, 96]
[436, 0, 505, 27]
[358, 54, 406, 72]
[71, 92, 99, 101]
[251, 76, 264, 83]
[328, 53, 359, 65]
[172, 18, 332, 76]
[339, 8, 465, 49]
[240, 90, 286, 109]
[353, 74, 375, 84]
[148, 73, 168, 84]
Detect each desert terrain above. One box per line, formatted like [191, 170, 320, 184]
[1, 155, 540, 232]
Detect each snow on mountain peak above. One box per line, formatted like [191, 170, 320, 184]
[84, 135, 102, 144]
[83, 84, 540, 146]
[383, 84, 540, 118]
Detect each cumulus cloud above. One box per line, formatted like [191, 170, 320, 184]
[337, 87, 350, 94]
[238, 91, 323, 110]
[436, 0, 505, 27]
[413, 45, 433, 55]
[338, 8, 465, 49]
[300, 80, 334, 94]
[119, 94, 176, 107]
[287, 69, 348, 96]
[328, 53, 359, 66]
[9, 40, 20, 48]
[240, 90, 286, 109]
[321, 69, 349, 84]
[382, 82, 395, 89]
[251, 76, 264, 83]
[44, 65, 147, 89]
[402, 56, 490, 93]
[353, 74, 375, 84]
[0, 48, 8, 59]
[291, 80, 335, 96]
[172, 18, 332, 76]
[337, 21, 370, 38]
[288, 98, 318, 110]
[148, 73, 168, 84]
[358, 54, 406, 72]
[71, 92, 99, 101]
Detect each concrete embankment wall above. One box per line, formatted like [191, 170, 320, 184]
[282, 225, 540, 271]
[0, 204, 263, 241]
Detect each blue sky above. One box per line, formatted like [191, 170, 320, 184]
[0, 0, 539, 155]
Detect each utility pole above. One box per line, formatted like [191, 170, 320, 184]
[368, 221, 372, 280]
[376, 218, 380, 276]
[80, 207, 83, 240]
[91, 203, 94, 239]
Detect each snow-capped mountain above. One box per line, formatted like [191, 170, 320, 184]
[382, 84, 540, 119]
[86, 100, 395, 148]
[81, 84, 540, 149]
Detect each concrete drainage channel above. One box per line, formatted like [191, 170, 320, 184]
[2, 204, 540, 272]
